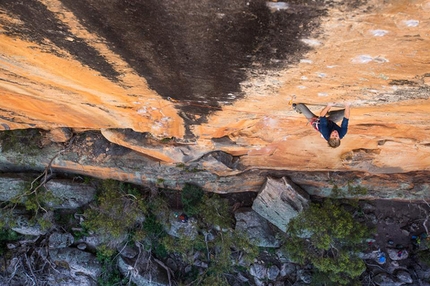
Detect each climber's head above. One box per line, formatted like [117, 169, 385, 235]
[328, 130, 341, 148]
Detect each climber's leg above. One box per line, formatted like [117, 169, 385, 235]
[293, 103, 317, 121]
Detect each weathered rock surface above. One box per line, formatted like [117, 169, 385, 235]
[118, 254, 169, 286]
[1, 131, 430, 203]
[49, 232, 74, 249]
[12, 214, 48, 236]
[49, 247, 101, 281]
[395, 270, 413, 284]
[234, 208, 281, 247]
[0, 174, 97, 209]
[46, 127, 73, 143]
[387, 248, 409, 261]
[0, 0, 429, 178]
[252, 177, 309, 232]
[249, 263, 267, 280]
[44, 179, 97, 209]
[166, 211, 198, 239]
[373, 273, 399, 286]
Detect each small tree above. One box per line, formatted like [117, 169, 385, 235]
[83, 180, 148, 244]
[181, 183, 204, 216]
[285, 199, 371, 285]
[198, 193, 232, 229]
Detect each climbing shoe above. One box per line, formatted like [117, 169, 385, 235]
[292, 103, 302, 114]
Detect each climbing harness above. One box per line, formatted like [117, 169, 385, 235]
[310, 117, 320, 131]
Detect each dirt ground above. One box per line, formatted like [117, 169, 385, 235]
[362, 200, 429, 253]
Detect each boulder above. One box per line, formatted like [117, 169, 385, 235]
[0, 175, 28, 202]
[46, 127, 73, 143]
[117, 256, 169, 286]
[46, 272, 97, 286]
[297, 269, 312, 284]
[373, 273, 401, 286]
[395, 270, 413, 284]
[249, 263, 267, 280]
[12, 215, 48, 236]
[280, 262, 296, 278]
[387, 248, 409, 261]
[49, 247, 101, 280]
[236, 272, 249, 283]
[413, 262, 430, 281]
[267, 265, 280, 281]
[276, 248, 292, 263]
[0, 175, 96, 210]
[235, 208, 281, 247]
[252, 177, 309, 232]
[253, 277, 266, 286]
[119, 245, 138, 259]
[165, 211, 198, 239]
[49, 232, 74, 248]
[44, 179, 97, 209]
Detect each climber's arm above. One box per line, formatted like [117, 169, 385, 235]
[320, 103, 335, 117]
[344, 102, 351, 119]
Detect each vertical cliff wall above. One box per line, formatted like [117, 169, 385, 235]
[0, 0, 429, 177]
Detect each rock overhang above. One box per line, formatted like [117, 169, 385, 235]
[0, 0, 429, 173]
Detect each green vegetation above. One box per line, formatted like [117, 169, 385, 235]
[82, 180, 148, 245]
[0, 179, 59, 231]
[0, 176, 267, 285]
[332, 183, 368, 198]
[0, 129, 42, 155]
[0, 228, 21, 255]
[0, 169, 377, 286]
[96, 246, 123, 286]
[285, 199, 372, 285]
[417, 248, 430, 266]
[198, 193, 232, 229]
[184, 191, 259, 284]
[181, 183, 204, 216]
[79, 181, 261, 285]
[160, 137, 174, 143]
[80, 180, 152, 284]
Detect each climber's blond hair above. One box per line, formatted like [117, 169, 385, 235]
[328, 138, 341, 148]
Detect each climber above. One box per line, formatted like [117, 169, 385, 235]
[293, 102, 351, 148]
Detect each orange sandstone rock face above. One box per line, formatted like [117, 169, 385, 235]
[0, 0, 429, 175]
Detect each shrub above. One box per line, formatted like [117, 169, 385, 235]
[198, 194, 232, 229]
[332, 183, 368, 198]
[418, 249, 430, 266]
[285, 199, 372, 285]
[142, 212, 165, 237]
[181, 183, 204, 216]
[161, 235, 204, 263]
[2, 180, 58, 232]
[0, 208, 15, 229]
[83, 180, 148, 241]
[231, 230, 259, 265]
[96, 246, 122, 286]
[200, 273, 229, 286]
[0, 228, 21, 255]
[0, 129, 42, 155]
[148, 196, 170, 226]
